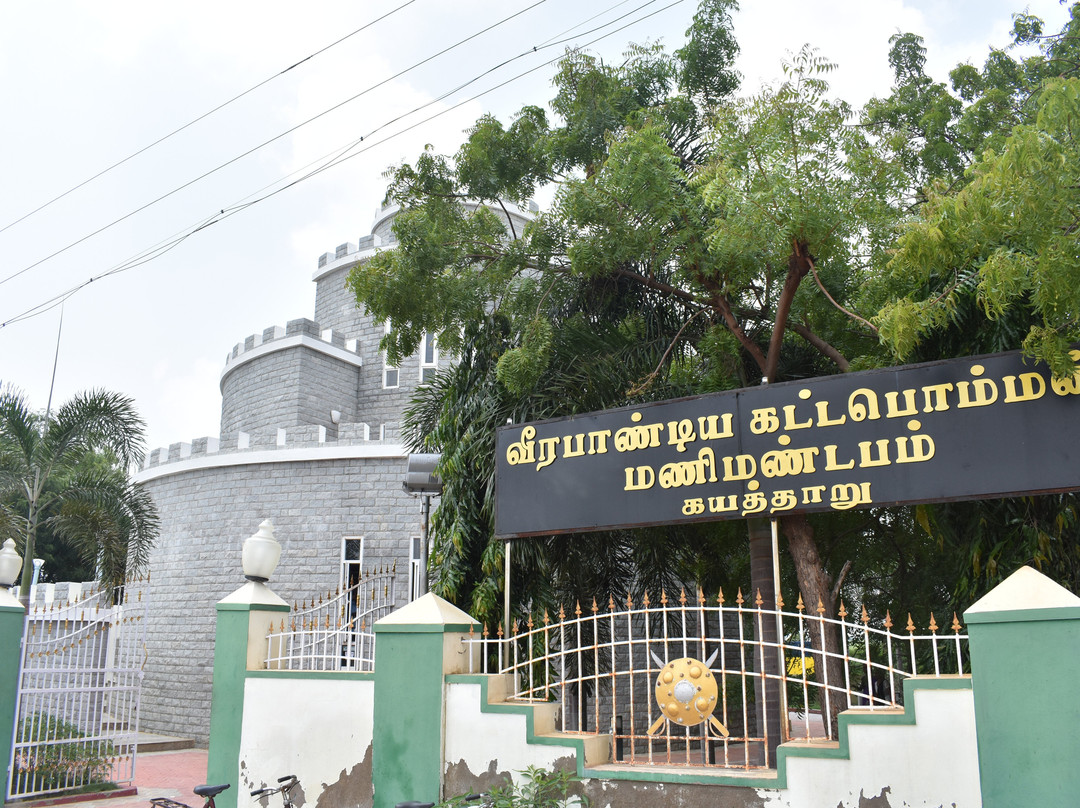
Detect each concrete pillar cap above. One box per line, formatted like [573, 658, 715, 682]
[375, 592, 477, 628]
[965, 565, 1080, 616]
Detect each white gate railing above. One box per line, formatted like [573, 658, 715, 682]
[463, 587, 968, 770]
[7, 578, 148, 800]
[265, 566, 397, 670]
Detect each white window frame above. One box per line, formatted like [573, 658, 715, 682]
[340, 535, 365, 593]
[382, 322, 399, 389]
[420, 331, 438, 382]
[409, 535, 423, 601]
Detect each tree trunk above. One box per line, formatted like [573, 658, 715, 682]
[18, 502, 39, 607]
[780, 513, 845, 737]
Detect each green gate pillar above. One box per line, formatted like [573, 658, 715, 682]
[0, 584, 26, 808]
[964, 565, 1080, 807]
[206, 581, 290, 808]
[372, 593, 479, 808]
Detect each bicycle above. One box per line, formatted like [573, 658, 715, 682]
[150, 783, 230, 808]
[251, 774, 300, 808]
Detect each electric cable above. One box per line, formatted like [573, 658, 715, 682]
[0, 0, 418, 238]
[0, 0, 686, 330]
[0, 0, 548, 291]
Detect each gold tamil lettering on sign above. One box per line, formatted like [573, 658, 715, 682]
[1051, 350, 1080, 396]
[658, 448, 718, 489]
[624, 465, 655, 491]
[1002, 372, 1045, 402]
[830, 482, 872, 510]
[615, 411, 664, 453]
[698, 413, 735, 441]
[505, 426, 536, 466]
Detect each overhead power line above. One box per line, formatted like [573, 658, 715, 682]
[0, 0, 686, 331]
[0, 0, 549, 292]
[0, 0, 418, 239]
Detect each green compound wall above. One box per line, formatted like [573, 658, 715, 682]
[965, 566, 1080, 808]
[0, 594, 25, 808]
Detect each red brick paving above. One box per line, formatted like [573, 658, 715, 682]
[24, 749, 210, 808]
[132, 750, 209, 796]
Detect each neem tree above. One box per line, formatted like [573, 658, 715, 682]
[349, 0, 899, 639]
[351, 1, 1080, 637]
[866, 5, 1080, 598]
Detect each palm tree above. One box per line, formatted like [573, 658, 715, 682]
[0, 386, 159, 599]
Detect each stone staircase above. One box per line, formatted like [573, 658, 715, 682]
[483, 674, 612, 767]
[136, 732, 197, 753]
[104, 712, 196, 753]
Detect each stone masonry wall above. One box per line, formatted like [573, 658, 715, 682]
[314, 261, 454, 433]
[137, 452, 417, 746]
[219, 320, 363, 436]
[313, 263, 367, 338]
[313, 253, 444, 432]
[294, 350, 362, 431]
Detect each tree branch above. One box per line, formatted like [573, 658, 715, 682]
[627, 308, 711, 396]
[495, 198, 518, 241]
[830, 559, 852, 604]
[808, 257, 879, 334]
[787, 321, 850, 371]
[711, 287, 768, 372]
[612, 266, 699, 305]
[765, 240, 812, 382]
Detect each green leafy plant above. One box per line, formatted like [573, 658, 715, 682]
[440, 766, 587, 808]
[16, 712, 117, 790]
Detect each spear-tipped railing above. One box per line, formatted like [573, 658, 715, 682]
[265, 565, 397, 671]
[463, 586, 968, 770]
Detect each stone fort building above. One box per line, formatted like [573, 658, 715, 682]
[133, 200, 535, 744]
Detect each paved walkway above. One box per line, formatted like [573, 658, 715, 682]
[24, 749, 209, 808]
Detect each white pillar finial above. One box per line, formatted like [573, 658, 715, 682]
[242, 519, 281, 583]
[0, 538, 23, 590]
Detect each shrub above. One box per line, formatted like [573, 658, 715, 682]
[15, 712, 117, 790]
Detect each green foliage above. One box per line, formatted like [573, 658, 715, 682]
[863, 6, 1080, 200]
[495, 317, 553, 396]
[876, 77, 1080, 378]
[458, 108, 554, 202]
[0, 386, 158, 591]
[439, 766, 586, 808]
[675, 0, 740, 105]
[16, 713, 117, 789]
[914, 496, 1080, 606]
[866, 6, 1080, 605]
[370, 3, 763, 622]
[355, 1, 1080, 633]
[352, 4, 912, 628]
[699, 45, 900, 278]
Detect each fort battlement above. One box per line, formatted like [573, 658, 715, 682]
[317, 234, 378, 270]
[141, 421, 401, 471]
[313, 199, 539, 272]
[224, 318, 361, 369]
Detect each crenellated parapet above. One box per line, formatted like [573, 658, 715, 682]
[138, 421, 402, 473]
[224, 318, 360, 370]
[218, 317, 369, 436]
[313, 198, 538, 276]
[316, 234, 378, 273]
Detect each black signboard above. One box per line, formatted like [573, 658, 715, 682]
[494, 349, 1080, 538]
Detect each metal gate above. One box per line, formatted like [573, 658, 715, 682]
[7, 578, 148, 800]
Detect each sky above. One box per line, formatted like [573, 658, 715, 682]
[0, 0, 1073, 454]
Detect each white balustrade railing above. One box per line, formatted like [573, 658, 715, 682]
[265, 567, 397, 671]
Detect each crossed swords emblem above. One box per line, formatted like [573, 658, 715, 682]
[647, 649, 730, 738]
